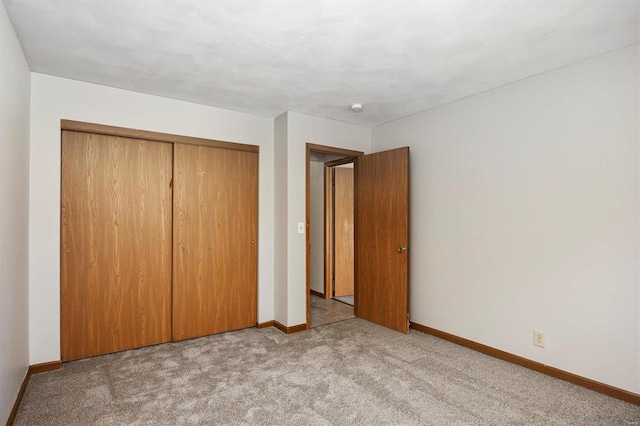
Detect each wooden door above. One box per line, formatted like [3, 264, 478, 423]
[61, 131, 173, 361]
[173, 144, 258, 341]
[333, 167, 354, 297]
[354, 147, 409, 333]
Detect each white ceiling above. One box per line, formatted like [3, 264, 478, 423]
[3, 0, 639, 127]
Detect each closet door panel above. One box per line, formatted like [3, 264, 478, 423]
[173, 144, 258, 341]
[61, 130, 173, 361]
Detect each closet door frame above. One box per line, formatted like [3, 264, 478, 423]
[60, 120, 259, 359]
[61, 120, 259, 153]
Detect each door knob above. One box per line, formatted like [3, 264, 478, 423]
[397, 246, 406, 253]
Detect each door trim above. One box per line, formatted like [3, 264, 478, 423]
[61, 120, 259, 152]
[323, 160, 357, 299]
[325, 157, 356, 168]
[306, 143, 363, 328]
[324, 155, 358, 299]
[324, 166, 333, 299]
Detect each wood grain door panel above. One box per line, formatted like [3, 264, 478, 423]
[61, 130, 173, 361]
[354, 147, 409, 333]
[173, 144, 258, 341]
[334, 167, 354, 297]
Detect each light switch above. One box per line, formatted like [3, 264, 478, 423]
[297, 222, 305, 234]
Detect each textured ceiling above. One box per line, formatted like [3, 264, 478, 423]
[3, 0, 639, 127]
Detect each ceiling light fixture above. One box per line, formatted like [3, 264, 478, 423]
[350, 103, 363, 112]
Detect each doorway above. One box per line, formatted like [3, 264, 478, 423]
[310, 159, 356, 328]
[306, 144, 362, 328]
[305, 144, 410, 333]
[325, 160, 355, 306]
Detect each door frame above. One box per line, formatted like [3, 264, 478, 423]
[323, 157, 356, 300]
[305, 143, 363, 328]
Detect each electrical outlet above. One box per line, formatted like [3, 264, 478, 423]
[533, 330, 546, 348]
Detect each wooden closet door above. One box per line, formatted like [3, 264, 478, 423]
[172, 144, 258, 341]
[61, 131, 173, 361]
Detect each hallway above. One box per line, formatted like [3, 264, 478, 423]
[309, 294, 354, 328]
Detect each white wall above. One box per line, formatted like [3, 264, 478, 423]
[273, 113, 288, 324]
[310, 160, 325, 294]
[0, 2, 30, 421]
[29, 74, 275, 364]
[372, 46, 640, 393]
[284, 112, 370, 325]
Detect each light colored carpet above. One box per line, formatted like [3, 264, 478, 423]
[15, 318, 640, 425]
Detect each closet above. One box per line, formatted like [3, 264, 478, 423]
[60, 121, 258, 361]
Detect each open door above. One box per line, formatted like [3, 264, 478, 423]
[354, 147, 409, 333]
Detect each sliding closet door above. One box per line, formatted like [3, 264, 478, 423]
[172, 144, 258, 341]
[61, 130, 173, 361]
